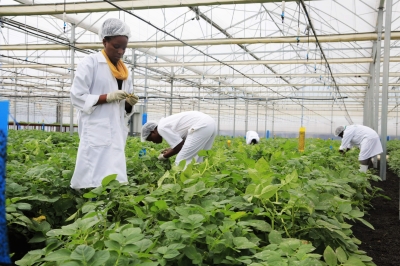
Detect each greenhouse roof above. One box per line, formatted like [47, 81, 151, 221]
[0, 0, 399, 137]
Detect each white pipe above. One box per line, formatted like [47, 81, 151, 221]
[6, 72, 400, 79]
[138, 57, 400, 67]
[6, 82, 400, 90]
[3, 56, 400, 69]
[0, 58, 66, 75]
[2, 32, 400, 50]
[0, 75, 70, 79]
[0, 0, 304, 16]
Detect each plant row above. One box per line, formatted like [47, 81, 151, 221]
[5, 131, 382, 266]
[387, 140, 400, 177]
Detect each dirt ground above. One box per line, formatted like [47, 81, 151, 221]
[352, 167, 400, 266]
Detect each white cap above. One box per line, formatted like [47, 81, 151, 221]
[98, 18, 131, 41]
[141, 121, 158, 142]
[335, 125, 346, 137]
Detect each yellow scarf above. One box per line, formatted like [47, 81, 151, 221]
[101, 49, 128, 80]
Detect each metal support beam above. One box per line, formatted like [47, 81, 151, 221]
[330, 101, 334, 135]
[256, 103, 259, 133]
[233, 90, 236, 137]
[14, 70, 17, 130]
[4, 57, 400, 69]
[42, 82, 393, 88]
[170, 67, 173, 115]
[69, 23, 75, 136]
[0, 0, 305, 16]
[218, 91, 221, 136]
[8, 72, 400, 80]
[58, 91, 61, 132]
[374, 6, 384, 132]
[380, 0, 393, 180]
[272, 103, 275, 137]
[265, 103, 268, 137]
[363, 79, 369, 126]
[130, 49, 136, 136]
[365, 41, 377, 128]
[27, 89, 30, 125]
[144, 54, 148, 114]
[198, 88, 200, 111]
[113, 72, 400, 79]
[245, 96, 249, 134]
[3, 32, 400, 49]
[164, 87, 167, 117]
[397, 102, 399, 139]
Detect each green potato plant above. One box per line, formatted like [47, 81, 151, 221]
[6, 131, 381, 266]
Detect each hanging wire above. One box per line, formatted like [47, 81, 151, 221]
[63, 0, 66, 33]
[281, 0, 285, 23]
[155, 31, 158, 62]
[102, 0, 332, 122]
[306, 24, 310, 60]
[181, 46, 184, 73]
[314, 43, 317, 73]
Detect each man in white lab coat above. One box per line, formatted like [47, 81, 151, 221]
[70, 18, 139, 189]
[141, 111, 217, 166]
[246, 131, 260, 145]
[335, 125, 383, 173]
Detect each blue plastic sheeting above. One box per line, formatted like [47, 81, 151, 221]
[0, 101, 11, 265]
[142, 113, 147, 125]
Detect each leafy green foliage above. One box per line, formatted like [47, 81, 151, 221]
[6, 131, 380, 265]
[387, 140, 400, 177]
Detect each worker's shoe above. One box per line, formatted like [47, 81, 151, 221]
[359, 165, 368, 173]
[371, 157, 378, 168]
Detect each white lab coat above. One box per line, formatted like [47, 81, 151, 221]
[246, 131, 260, 144]
[158, 111, 217, 165]
[339, 125, 383, 161]
[70, 52, 134, 189]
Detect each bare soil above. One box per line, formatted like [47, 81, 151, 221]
[352, 168, 400, 266]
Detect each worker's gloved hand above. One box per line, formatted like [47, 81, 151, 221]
[106, 90, 129, 103]
[161, 148, 172, 154]
[158, 153, 168, 161]
[126, 93, 139, 106]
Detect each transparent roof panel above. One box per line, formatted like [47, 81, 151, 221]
[0, 0, 399, 136]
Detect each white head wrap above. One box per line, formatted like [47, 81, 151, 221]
[141, 121, 158, 142]
[98, 18, 131, 41]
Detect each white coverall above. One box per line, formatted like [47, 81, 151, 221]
[158, 111, 217, 165]
[70, 52, 134, 189]
[339, 125, 383, 161]
[246, 131, 260, 145]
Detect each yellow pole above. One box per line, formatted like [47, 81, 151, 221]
[298, 127, 306, 152]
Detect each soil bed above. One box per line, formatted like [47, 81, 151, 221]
[352, 168, 400, 266]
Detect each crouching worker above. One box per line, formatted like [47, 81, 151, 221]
[141, 111, 217, 166]
[246, 131, 260, 145]
[335, 125, 382, 173]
